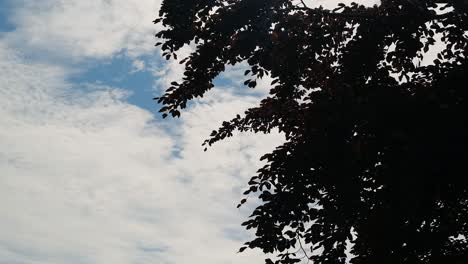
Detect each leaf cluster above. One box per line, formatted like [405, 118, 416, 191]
[155, 1, 468, 263]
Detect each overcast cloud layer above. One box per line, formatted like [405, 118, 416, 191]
[0, 1, 379, 263]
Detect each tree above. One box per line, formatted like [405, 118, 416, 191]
[154, 1, 468, 263]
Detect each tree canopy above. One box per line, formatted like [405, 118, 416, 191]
[154, 1, 468, 263]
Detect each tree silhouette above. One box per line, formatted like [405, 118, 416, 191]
[154, 1, 468, 263]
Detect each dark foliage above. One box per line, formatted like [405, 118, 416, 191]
[154, 1, 468, 263]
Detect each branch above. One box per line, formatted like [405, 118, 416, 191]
[296, 233, 311, 264]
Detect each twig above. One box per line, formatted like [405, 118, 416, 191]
[297, 233, 311, 264]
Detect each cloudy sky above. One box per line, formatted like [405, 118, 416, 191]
[0, 1, 378, 263]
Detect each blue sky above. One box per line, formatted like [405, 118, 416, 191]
[0, 0, 382, 263]
[0, 1, 15, 32]
[69, 55, 158, 113]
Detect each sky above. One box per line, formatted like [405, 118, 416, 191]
[0, 1, 378, 264]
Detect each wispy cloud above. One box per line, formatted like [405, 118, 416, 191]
[0, 38, 283, 263]
[131, 60, 146, 73]
[3, 0, 161, 60]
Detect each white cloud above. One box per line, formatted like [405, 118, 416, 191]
[131, 59, 146, 73]
[4, 0, 162, 60]
[0, 42, 284, 264]
[150, 45, 195, 92]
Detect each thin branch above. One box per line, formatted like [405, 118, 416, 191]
[296, 233, 311, 264]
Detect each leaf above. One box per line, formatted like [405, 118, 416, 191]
[284, 230, 296, 238]
[159, 106, 169, 112]
[424, 45, 429, 53]
[237, 198, 247, 208]
[172, 110, 181, 118]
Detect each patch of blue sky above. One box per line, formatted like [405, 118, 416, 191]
[68, 51, 262, 126]
[213, 63, 245, 86]
[70, 54, 160, 114]
[0, 1, 15, 33]
[213, 63, 268, 98]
